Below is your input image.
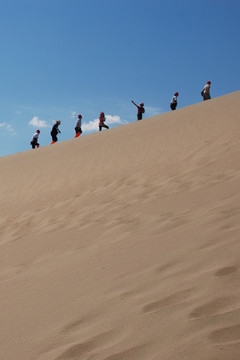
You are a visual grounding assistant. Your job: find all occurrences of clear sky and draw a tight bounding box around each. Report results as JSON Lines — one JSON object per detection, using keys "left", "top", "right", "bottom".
{"left": 0, "top": 0, "right": 239, "bottom": 156}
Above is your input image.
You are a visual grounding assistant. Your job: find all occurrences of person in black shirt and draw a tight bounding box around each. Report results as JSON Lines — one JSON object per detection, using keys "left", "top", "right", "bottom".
{"left": 51, "top": 120, "right": 61, "bottom": 144}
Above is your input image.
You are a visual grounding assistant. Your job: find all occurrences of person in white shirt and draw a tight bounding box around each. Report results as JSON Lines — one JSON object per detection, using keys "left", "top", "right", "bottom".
{"left": 75, "top": 114, "right": 82, "bottom": 135}
{"left": 170, "top": 92, "right": 179, "bottom": 110}
{"left": 31, "top": 129, "right": 40, "bottom": 149}
{"left": 202, "top": 81, "right": 211, "bottom": 101}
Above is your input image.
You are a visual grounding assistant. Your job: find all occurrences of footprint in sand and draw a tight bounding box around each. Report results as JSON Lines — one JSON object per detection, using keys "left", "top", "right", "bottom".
{"left": 142, "top": 288, "right": 193, "bottom": 313}
{"left": 55, "top": 341, "right": 93, "bottom": 360}
{"left": 209, "top": 324, "right": 240, "bottom": 345}
{"left": 43, "top": 330, "right": 115, "bottom": 360}
{"left": 53, "top": 337, "right": 148, "bottom": 360}
{"left": 214, "top": 265, "right": 238, "bottom": 277}
{"left": 100, "top": 344, "right": 149, "bottom": 360}
{"left": 189, "top": 297, "right": 239, "bottom": 319}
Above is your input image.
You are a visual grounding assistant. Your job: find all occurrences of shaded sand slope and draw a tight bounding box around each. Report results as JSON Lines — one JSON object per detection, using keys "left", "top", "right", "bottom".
{"left": 0, "top": 91, "right": 240, "bottom": 360}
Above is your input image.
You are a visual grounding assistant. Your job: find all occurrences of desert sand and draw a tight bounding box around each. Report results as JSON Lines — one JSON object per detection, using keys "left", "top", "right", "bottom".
{"left": 0, "top": 91, "right": 240, "bottom": 360}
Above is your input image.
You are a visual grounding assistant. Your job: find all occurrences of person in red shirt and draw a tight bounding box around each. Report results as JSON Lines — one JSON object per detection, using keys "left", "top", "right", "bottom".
{"left": 131, "top": 100, "right": 145, "bottom": 120}
{"left": 99, "top": 112, "right": 109, "bottom": 131}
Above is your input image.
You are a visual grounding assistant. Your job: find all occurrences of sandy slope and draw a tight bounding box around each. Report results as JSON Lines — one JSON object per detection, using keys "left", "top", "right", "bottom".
{"left": 0, "top": 91, "right": 240, "bottom": 360}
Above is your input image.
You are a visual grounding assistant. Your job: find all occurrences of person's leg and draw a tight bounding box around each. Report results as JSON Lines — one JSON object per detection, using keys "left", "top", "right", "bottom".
{"left": 99, "top": 125, "right": 102, "bottom": 131}
{"left": 52, "top": 134, "right": 58, "bottom": 142}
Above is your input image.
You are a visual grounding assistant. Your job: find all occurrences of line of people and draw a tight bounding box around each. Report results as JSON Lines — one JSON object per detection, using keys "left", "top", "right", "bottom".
{"left": 170, "top": 80, "right": 212, "bottom": 111}
{"left": 30, "top": 111, "right": 110, "bottom": 149}
{"left": 31, "top": 81, "right": 212, "bottom": 149}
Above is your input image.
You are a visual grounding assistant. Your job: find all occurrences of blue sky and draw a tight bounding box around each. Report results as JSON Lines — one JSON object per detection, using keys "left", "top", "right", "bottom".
{"left": 0, "top": 0, "right": 239, "bottom": 156}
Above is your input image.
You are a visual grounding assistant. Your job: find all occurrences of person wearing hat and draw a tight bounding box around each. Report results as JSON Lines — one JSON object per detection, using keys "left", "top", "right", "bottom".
{"left": 75, "top": 114, "right": 82, "bottom": 137}
{"left": 131, "top": 100, "right": 145, "bottom": 120}
{"left": 99, "top": 112, "right": 109, "bottom": 131}
{"left": 170, "top": 92, "right": 179, "bottom": 110}
{"left": 51, "top": 120, "right": 61, "bottom": 144}
{"left": 31, "top": 129, "right": 40, "bottom": 149}
{"left": 202, "top": 81, "right": 211, "bottom": 101}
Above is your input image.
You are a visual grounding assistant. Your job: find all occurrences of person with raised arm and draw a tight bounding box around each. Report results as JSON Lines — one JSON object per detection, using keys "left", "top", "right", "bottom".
{"left": 131, "top": 100, "right": 145, "bottom": 120}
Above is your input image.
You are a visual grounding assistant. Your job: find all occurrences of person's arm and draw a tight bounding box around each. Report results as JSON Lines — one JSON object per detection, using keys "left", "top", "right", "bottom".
{"left": 131, "top": 100, "right": 138, "bottom": 107}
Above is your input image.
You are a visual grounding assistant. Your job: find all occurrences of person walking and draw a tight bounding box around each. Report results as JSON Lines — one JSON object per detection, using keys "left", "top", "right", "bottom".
{"left": 99, "top": 112, "right": 109, "bottom": 131}
{"left": 75, "top": 114, "right": 82, "bottom": 137}
{"left": 131, "top": 100, "right": 145, "bottom": 120}
{"left": 31, "top": 129, "right": 40, "bottom": 149}
{"left": 170, "top": 92, "right": 179, "bottom": 110}
{"left": 51, "top": 120, "right": 61, "bottom": 144}
{"left": 201, "top": 81, "right": 211, "bottom": 101}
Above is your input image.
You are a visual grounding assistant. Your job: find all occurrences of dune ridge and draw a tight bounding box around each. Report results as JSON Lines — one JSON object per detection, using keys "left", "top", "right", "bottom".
{"left": 0, "top": 91, "right": 240, "bottom": 360}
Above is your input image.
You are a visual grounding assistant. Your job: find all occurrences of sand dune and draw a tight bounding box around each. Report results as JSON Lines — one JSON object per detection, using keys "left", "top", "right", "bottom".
{"left": 0, "top": 91, "right": 240, "bottom": 360}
